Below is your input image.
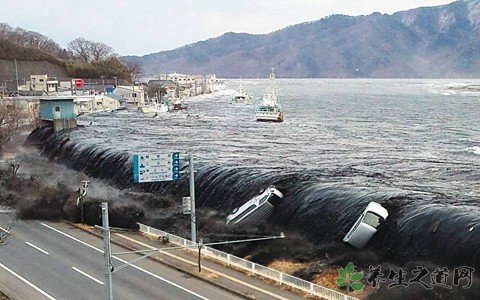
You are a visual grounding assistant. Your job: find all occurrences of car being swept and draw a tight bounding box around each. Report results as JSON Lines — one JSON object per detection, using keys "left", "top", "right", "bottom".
{"left": 226, "top": 186, "right": 284, "bottom": 226}
{"left": 343, "top": 201, "right": 389, "bottom": 249}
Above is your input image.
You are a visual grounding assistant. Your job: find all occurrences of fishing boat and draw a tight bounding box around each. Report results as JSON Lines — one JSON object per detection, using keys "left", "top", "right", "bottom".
{"left": 169, "top": 98, "right": 188, "bottom": 111}
{"left": 138, "top": 96, "right": 168, "bottom": 116}
{"left": 138, "top": 103, "right": 168, "bottom": 117}
{"left": 255, "top": 68, "right": 284, "bottom": 122}
{"left": 233, "top": 84, "right": 252, "bottom": 104}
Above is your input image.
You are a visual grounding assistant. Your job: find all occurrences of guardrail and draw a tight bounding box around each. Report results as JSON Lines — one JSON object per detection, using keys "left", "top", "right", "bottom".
{"left": 138, "top": 223, "right": 358, "bottom": 300}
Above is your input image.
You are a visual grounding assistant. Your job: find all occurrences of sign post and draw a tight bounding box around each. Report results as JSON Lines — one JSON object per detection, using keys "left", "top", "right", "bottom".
{"left": 101, "top": 202, "right": 113, "bottom": 300}
{"left": 188, "top": 153, "right": 196, "bottom": 243}
{"left": 133, "top": 152, "right": 180, "bottom": 183}
{"left": 132, "top": 151, "right": 197, "bottom": 243}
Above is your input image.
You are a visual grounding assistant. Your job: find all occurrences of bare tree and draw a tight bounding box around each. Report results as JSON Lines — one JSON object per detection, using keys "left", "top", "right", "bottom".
{"left": 10, "top": 27, "right": 28, "bottom": 46}
{"left": 126, "top": 61, "right": 143, "bottom": 80}
{"left": 28, "top": 32, "right": 63, "bottom": 54}
{"left": 0, "top": 101, "right": 25, "bottom": 152}
{"left": 0, "top": 24, "right": 63, "bottom": 55}
{"left": 90, "top": 42, "right": 113, "bottom": 61}
{"left": 68, "top": 38, "right": 93, "bottom": 62}
{"left": 0, "top": 23, "right": 12, "bottom": 39}
{"left": 146, "top": 83, "right": 167, "bottom": 98}
{"left": 27, "top": 101, "right": 40, "bottom": 129}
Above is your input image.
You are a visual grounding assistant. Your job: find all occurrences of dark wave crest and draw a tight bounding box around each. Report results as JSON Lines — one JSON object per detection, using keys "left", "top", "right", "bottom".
{"left": 27, "top": 127, "right": 480, "bottom": 270}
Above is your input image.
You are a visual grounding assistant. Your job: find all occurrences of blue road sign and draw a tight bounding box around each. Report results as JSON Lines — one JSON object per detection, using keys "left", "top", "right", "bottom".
{"left": 133, "top": 152, "right": 181, "bottom": 183}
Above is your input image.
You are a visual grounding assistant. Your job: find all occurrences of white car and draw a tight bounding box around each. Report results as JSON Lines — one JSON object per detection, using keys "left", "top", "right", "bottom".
{"left": 226, "top": 186, "right": 284, "bottom": 225}
{"left": 343, "top": 202, "right": 389, "bottom": 249}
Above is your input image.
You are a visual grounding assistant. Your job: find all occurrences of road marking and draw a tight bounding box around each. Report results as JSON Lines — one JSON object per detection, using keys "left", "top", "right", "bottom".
{"left": 40, "top": 222, "right": 210, "bottom": 300}
{"left": 0, "top": 261, "right": 56, "bottom": 300}
{"left": 25, "top": 242, "right": 50, "bottom": 255}
{"left": 72, "top": 267, "right": 104, "bottom": 285}
{"left": 114, "top": 233, "right": 158, "bottom": 249}
{"left": 115, "top": 233, "right": 290, "bottom": 300}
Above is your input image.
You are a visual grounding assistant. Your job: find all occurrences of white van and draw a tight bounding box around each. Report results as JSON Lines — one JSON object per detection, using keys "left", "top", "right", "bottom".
{"left": 226, "top": 186, "right": 284, "bottom": 225}
{"left": 343, "top": 202, "right": 389, "bottom": 249}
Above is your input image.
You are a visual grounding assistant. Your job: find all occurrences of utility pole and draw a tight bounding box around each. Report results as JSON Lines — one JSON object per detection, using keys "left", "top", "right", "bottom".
{"left": 76, "top": 181, "right": 89, "bottom": 224}
{"left": 101, "top": 202, "right": 113, "bottom": 300}
{"left": 14, "top": 59, "right": 19, "bottom": 96}
{"left": 197, "top": 239, "right": 203, "bottom": 272}
{"left": 132, "top": 75, "right": 135, "bottom": 107}
{"left": 188, "top": 153, "right": 196, "bottom": 243}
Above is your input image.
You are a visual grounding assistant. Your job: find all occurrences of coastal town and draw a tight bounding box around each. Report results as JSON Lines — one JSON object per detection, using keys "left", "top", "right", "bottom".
{"left": 1, "top": 1, "right": 480, "bottom": 300}
{"left": 0, "top": 72, "right": 225, "bottom": 117}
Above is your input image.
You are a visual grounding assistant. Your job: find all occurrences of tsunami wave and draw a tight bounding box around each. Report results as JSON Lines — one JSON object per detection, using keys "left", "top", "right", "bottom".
{"left": 27, "top": 127, "right": 480, "bottom": 271}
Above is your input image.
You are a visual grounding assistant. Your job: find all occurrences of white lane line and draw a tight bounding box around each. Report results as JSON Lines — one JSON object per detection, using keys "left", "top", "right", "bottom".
{"left": 0, "top": 226, "right": 11, "bottom": 234}
{"left": 0, "top": 261, "right": 56, "bottom": 300}
{"left": 25, "top": 242, "right": 50, "bottom": 255}
{"left": 40, "top": 222, "right": 209, "bottom": 300}
{"left": 116, "top": 233, "right": 290, "bottom": 300}
{"left": 72, "top": 267, "right": 104, "bottom": 285}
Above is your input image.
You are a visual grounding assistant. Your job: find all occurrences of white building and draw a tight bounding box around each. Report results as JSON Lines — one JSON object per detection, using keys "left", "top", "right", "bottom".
{"left": 159, "top": 72, "right": 196, "bottom": 85}
{"left": 113, "top": 85, "right": 146, "bottom": 106}
{"left": 29, "top": 75, "right": 59, "bottom": 93}
{"left": 30, "top": 74, "right": 48, "bottom": 91}
{"left": 74, "top": 95, "right": 123, "bottom": 115}
{"left": 46, "top": 78, "right": 59, "bottom": 93}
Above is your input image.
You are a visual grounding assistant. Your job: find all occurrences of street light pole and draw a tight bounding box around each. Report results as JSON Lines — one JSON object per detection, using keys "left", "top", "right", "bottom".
{"left": 101, "top": 202, "right": 113, "bottom": 300}
{"left": 132, "top": 74, "right": 136, "bottom": 107}
{"left": 76, "top": 181, "right": 89, "bottom": 224}
{"left": 188, "top": 153, "right": 196, "bottom": 243}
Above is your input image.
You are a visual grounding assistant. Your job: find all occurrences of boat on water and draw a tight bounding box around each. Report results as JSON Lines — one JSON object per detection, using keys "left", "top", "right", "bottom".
{"left": 169, "top": 98, "right": 188, "bottom": 111}
{"left": 233, "top": 84, "right": 252, "bottom": 104}
{"left": 138, "top": 96, "right": 169, "bottom": 116}
{"left": 226, "top": 186, "right": 284, "bottom": 226}
{"left": 255, "top": 68, "right": 284, "bottom": 122}
{"left": 138, "top": 102, "right": 168, "bottom": 116}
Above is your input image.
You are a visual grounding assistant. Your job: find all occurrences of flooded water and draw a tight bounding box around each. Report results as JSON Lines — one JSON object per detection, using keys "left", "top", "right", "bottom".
{"left": 32, "top": 79, "right": 480, "bottom": 270}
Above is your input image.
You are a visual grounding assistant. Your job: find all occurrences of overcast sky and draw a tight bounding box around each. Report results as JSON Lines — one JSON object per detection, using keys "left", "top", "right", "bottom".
{"left": 0, "top": 0, "right": 455, "bottom": 56}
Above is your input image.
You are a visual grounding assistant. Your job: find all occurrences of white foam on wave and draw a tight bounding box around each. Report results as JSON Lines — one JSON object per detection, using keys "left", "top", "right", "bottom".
{"left": 0, "top": 206, "right": 15, "bottom": 214}
{"left": 466, "top": 146, "right": 480, "bottom": 155}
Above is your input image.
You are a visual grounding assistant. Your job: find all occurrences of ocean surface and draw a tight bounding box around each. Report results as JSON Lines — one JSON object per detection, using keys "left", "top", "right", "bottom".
{"left": 34, "top": 79, "right": 480, "bottom": 269}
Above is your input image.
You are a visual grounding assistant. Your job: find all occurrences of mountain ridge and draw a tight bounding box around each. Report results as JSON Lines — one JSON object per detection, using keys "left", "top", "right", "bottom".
{"left": 125, "top": 0, "right": 480, "bottom": 78}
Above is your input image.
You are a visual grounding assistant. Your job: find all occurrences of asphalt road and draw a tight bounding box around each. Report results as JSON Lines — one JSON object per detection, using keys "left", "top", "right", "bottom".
{"left": 0, "top": 214, "right": 243, "bottom": 300}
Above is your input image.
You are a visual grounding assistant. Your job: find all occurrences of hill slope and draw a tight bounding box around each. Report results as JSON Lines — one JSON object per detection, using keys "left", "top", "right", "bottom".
{"left": 125, "top": 0, "right": 480, "bottom": 78}
{"left": 0, "top": 26, "right": 131, "bottom": 81}
{"left": 0, "top": 39, "right": 68, "bottom": 80}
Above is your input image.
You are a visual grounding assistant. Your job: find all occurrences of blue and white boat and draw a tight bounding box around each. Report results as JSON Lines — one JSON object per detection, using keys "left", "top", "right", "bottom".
{"left": 255, "top": 68, "right": 284, "bottom": 122}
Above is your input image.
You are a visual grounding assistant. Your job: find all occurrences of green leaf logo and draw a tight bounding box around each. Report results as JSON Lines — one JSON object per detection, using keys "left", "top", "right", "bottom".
{"left": 336, "top": 277, "right": 346, "bottom": 287}
{"left": 335, "top": 262, "right": 364, "bottom": 292}
{"left": 346, "top": 262, "right": 354, "bottom": 273}
{"left": 351, "top": 282, "right": 365, "bottom": 291}
{"left": 339, "top": 268, "right": 347, "bottom": 280}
